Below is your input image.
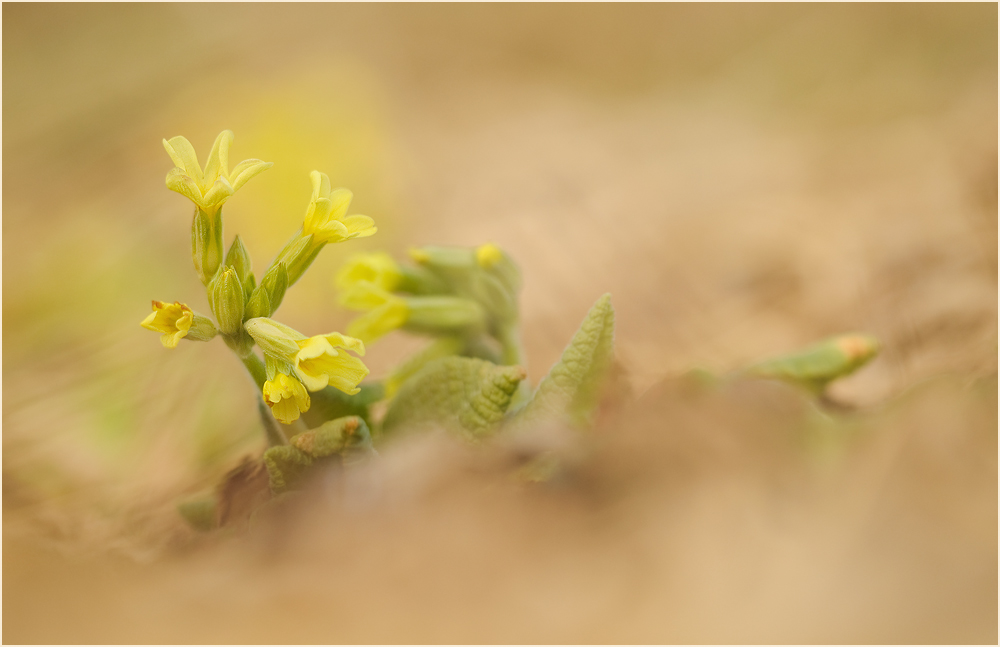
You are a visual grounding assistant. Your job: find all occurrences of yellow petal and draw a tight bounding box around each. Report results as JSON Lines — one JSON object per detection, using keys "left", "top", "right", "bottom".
{"left": 163, "top": 136, "right": 204, "bottom": 184}
{"left": 229, "top": 159, "right": 273, "bottom": 191}
{"left": 346, "top": 300, "right": 408, "bottom": 343}
{"left": 339, "top": 281, "right": 391, "bottom": 310}
{"left": 327, "top": 188, "right": 353, "bottom": 220}
{"left": 323, "top": 353, "right": 369, "bottom": 395}
{"left": 310, "top": 170, "right": 331, "bottom": 201}
{"left": 322, "top": 332, "right": 366, "bottom": 356}
{"left": 203, "top": 130, "right": 234, "bottom": 186}
{"left": 269, "top": 396, "right": 301, "bottom": 424}
{"left": 310, "top": 219, "right": 351, "bottom": 244}
{"left": 340, "top": 215, "right": 377, "bottom": 239}
{"left": 200, "top": 177, "right": 235, "bottom": 210}
{"left": 165, "top": 168, "right": 204, "bottom": 204}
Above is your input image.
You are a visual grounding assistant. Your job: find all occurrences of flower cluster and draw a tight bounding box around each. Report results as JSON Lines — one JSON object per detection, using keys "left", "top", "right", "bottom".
{"left": 143, "top": 130, "right": 376, "bottom": 426}
{"left": 334, "top": 243, "right": 524, "bottom": 395}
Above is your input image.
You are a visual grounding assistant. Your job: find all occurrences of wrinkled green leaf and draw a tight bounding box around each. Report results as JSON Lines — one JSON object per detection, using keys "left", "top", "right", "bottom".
{"left": 263, "top": 417, "right": 373, "bottom": 493}
{"left": 513, "top": 293, "right": 615, "bottom": 428}
{"left": 381, "top": 357, "right": 526, "bottom": 440}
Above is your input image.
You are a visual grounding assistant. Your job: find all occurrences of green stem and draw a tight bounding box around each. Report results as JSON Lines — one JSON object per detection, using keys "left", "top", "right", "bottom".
{"left": 240, "top": 352, "right": 287, "bottom": 447}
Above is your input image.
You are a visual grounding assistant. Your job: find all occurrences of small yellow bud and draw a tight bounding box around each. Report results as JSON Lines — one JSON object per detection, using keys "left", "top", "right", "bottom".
{"left": 475, "top": 243, "right": 504, "bottom": 268}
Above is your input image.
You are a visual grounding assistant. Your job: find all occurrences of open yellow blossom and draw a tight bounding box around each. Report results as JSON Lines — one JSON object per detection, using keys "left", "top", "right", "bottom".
{"left": 341, "top": 281, "right": 409, "bottom": 343}
{"left": 141, "top": 301, "right": 194, "bottom": 348}
{"left": 335, "top": 252, "right": 401, "bottom": 293}
{"left": 262, "top": 372, "right": 311, "bottom": 424}
{"left": 302, "top": 171, "right": 377, "bottom": 244}
{"left": 293, "top": 333, "right": 370, "bottom": 394}
{"left": 141, "top": 300, "right": 217, "bottom": 348}
{"left": 163, "top": 130, "right": 272, "bottom": 214}
{"left": 244, "top": 317, "right": 371, "bottom": 395}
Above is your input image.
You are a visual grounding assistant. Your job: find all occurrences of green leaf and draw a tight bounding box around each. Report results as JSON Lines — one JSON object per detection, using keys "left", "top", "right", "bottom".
{"left": 381, "top": 357, "right": 526, "bottom": 440}
{"left": 263, "top": 417, "right": 374, "bottom": 494}
{"left": 262, "top": 445, "right": 314, "bottom": 494}
{"left": 290, "top": 416, "right": 373, "bottom": 461}
{"left": 513, "top": 293, "right": 615, "bottom": 428}
{"left": 744, "top": 333, "right": 880, "bottom": 394}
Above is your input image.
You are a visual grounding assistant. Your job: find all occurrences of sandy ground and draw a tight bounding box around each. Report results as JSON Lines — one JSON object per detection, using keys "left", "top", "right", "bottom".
{"left": 3, "top": 4, "right": 997, "bottom": 643}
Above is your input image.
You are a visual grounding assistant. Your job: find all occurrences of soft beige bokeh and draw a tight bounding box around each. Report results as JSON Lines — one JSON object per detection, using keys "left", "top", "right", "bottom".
{"left": 3, "top": 4, "right": 996, "bottom": 643}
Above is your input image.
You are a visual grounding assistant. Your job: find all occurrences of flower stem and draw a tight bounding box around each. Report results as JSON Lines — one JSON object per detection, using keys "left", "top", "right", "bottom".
{"left": 240, "top": 352, "right": 288, "bottom": 447}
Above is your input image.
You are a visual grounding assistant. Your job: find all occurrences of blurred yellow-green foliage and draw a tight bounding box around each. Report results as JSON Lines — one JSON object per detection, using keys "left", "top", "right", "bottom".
{"left": 3, "top": 4, "right": 997, "bottom": 643}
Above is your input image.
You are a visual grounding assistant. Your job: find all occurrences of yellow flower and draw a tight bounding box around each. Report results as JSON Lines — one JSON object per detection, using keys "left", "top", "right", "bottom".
{"left": 293, "top": 333, "right": 370, "bottom": 394}
{"left": 141, "top": 300, "right": 194, "bottom": 348}
{"left": 302, "top": 171, "right": 377, "bottom": 244}
{"left": 341, "top": 281, "right": 409, "bottom": 343}
{"left": 163, "top": 130, "right": 272, "bottom": 213}
{"left": 244, "top": 317, "right": 371, "bottom": 395}
{"left": 335, "top": 252, "right": 401, "bottom": 293}
{"left": 262, "top": 372, "right": 311, "bottom": 424}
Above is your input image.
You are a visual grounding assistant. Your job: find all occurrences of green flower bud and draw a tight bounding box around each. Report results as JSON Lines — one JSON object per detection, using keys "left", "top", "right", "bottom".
{"left": 244, "top": 317, "right": 306, "bottom": 360}
{"left": 211, "top": 266, "right": 245, "bottom": 335}
{"left": 191, "top": 207, "right": 224, "bottom": 285}
{"left": 225, "top": 235, "right": 253, "bottom": 286}
{"left": 260, "top": 262, "right": 289, "bottom": 314}
{"left": 245, "top": 285, "right": 271, "bottom": 320}
{"left": 404, "top": 296, "right": 486, "bottom": 337}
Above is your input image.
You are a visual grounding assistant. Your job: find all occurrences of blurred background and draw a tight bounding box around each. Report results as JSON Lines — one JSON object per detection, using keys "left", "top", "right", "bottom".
{"left": 3, "top": 4, "right": 996, "bottom": 643}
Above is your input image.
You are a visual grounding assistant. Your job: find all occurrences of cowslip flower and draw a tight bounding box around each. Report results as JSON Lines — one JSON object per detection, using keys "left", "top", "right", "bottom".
{"left": 163, "top": 130, "right": 272, "bottom": 214}
{"left": 262, "top": 371, "right": 311, "bottom": 424}
{"left": 140, "top": 301, "right": 217, "bottom": 348}
{"left": 302, "top": 171, "right": 377, "bottom": 244}
{"left": 340, "top": 281, "right": 409, "bottom": 343}
{"left": 335, "top": 252, "right": 401, "bottom": 293}
{"left": 244, "top": 318, "right": 370, "bottom": 395}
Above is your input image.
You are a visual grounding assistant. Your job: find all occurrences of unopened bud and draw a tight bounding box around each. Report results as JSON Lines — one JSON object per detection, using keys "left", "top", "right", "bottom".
{"left": 211, "top": 266, "right": 245, "bottom": 335}
{"left": 260, "top": 262, "right": 289, "bottom": 314}
{"left": 245, "top": 285, "right": 271, "bottom": 320}
{"left": 225, "top": 235, "right": 253, "bottom": 286}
